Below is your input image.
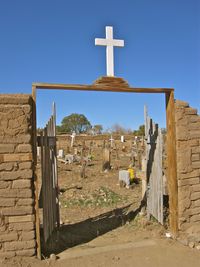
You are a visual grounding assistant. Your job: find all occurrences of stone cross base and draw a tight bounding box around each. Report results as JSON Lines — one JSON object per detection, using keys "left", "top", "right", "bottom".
{"left": 93, "top": 76, "right": 129, "bottom": 88}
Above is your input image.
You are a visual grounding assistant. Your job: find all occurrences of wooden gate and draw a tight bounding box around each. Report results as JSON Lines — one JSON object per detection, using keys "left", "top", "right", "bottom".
{"left": 38, "top": 103, "right": 60, "bottom": 250}
{"left": 144, "top": 106, "right": 164, "bottom": 224}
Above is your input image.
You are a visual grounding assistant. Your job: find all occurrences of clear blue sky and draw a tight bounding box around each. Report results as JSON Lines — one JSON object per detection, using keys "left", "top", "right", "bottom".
{"left": 0, "top": 0, "right": 199, "bottom": 131}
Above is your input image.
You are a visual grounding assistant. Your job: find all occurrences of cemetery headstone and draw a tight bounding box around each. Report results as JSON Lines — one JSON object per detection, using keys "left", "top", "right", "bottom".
{"left": 119, "top": 170, "right": 130, "bottom": 188}
{"left": 81, "top": 140, "right": 86, "bottom": 158}
{"left": 64, "top": 154, "right": 74, "bottom": 164}
{"left": 114, "top": 143, "right": 119, "bottom": 159}
{"left": 70, "top": 131, "right": 76, "bottom": 147}
{"left": 89, "top": 141, "right": 93, "bottom": 154}
{"left": 58, "top": 149, "right": 64, "bottom": 158}
{"left": 102, "top": 147, "right": 111, "bottom": 171}
{"left": 109, "top": 135, "right": 114, "bottom": 148}
{"left": 80, "top": 159, "right": 87, "bottom": 178}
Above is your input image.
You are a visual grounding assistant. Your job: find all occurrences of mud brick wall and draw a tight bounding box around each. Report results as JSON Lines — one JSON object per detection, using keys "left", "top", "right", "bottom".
{"left": 0, "top": 95, "right": 36, "bottom": 259}
{"left": 175, "top": 100, "right": 200, "bottom": 234}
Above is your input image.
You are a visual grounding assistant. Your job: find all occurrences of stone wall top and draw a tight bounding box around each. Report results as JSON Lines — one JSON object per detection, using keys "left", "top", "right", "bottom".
{"left": 0, "top": 94, "right": 32, "bottom": 105}
{"left": 175, "top": 100, "right": 189, "bottom": 108}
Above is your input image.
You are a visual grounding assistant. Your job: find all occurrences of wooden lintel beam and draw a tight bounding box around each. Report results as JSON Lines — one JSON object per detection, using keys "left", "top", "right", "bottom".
{"left": 32, "top": 82, "right": 174, "bottom": 94}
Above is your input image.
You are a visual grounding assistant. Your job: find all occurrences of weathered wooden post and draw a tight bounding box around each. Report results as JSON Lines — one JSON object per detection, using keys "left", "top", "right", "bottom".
{"left": 142, "top": 105, "right": 148, "bottom": 199}
{"left": 115, "top": 142, "right": 119, "bottom": 160}
{"left": 102, "top": 142, "right": 111, "bottom": 171}
{"left": 81, "top": 140, "right": 86, "bottom": 158}
{"left": 80, "top": 140, "right": 87, "bottom": 178}
{"left": 89, "top": 141, "right": 93, "bottom": 155}
{"left": 80, "top": 159, "right": 87, "bottom": 178}
{"left": 66, "top": 145, "right": 70, "bottom": 154}
{"left": 109, "top": 135, "right": 114, "bottom": 148}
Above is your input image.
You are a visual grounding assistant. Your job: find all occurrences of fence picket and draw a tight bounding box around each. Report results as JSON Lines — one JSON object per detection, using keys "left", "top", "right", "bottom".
{"left": 38, "top": 104, "right": 60, "bottom": 250}
{"left": 145, "top": 108, "right": 164, "bottom": 224}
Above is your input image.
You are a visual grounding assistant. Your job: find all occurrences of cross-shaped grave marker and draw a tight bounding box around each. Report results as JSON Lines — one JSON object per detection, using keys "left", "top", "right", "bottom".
{"left": 95, "top": 26, "right": 124, "bottom": 77}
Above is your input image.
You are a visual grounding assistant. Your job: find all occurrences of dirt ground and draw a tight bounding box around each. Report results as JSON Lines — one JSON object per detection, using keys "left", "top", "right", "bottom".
{"left": 58, "top": 140, "right": 142, "bottom": 225}
{"left": 2, "top": 218, "right": 200, "bottom": 267}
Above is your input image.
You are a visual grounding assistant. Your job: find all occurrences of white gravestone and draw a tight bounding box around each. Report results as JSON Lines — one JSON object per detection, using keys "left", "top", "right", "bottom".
{"left": 119, "top": 170, "right": 130, "bottom": 187}
{"left": 58, "top": 149, "right": 64, "bottom": 158}
{"left": 70, "top": 131, "right": 76, "bottom": 147}
{"left": 121, "top": 136, "right": 124, "bottom": 142}
{"left": 64, "top": 154, "right": 74, "bottom": 164}
{"left": 95, "top": 26, "right": 124, "bottom": 77}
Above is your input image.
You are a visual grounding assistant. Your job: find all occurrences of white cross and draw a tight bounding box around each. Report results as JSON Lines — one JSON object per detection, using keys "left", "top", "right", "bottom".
{"left": 95, "top": 26, "right": 124, "bottom": 77}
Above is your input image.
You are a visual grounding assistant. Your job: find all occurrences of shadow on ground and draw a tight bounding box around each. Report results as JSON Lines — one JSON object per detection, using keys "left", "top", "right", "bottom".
{"left": 41, "top": 200, "right": 144, "bottom": 256}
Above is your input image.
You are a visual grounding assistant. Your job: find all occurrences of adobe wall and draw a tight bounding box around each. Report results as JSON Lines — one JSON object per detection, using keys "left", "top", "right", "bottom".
{"left": 175, "top": 100, "right": 200, "bottom": 238}
{"left": 0, "top": 95, "right": 36, "bottom": 259}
